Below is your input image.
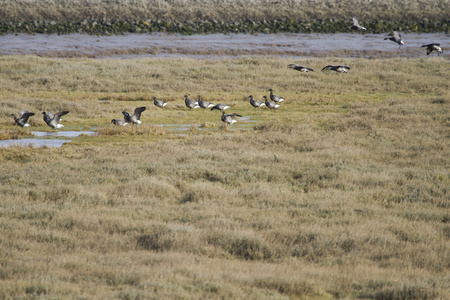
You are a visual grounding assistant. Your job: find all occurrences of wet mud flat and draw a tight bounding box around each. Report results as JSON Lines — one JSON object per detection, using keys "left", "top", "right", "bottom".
{"left": 1, "top": 32, "right": 448, "bottom": 59}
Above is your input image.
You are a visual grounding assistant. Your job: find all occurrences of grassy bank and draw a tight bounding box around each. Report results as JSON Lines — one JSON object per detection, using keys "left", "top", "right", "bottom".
{"left": 1, "top": 0, "right": 449, "bottom": 34}
{"left": 0, "top": 56, "right": 449, "bottom": 299}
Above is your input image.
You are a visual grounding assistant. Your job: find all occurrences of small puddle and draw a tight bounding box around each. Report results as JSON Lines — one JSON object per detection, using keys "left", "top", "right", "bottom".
{"left": 31, "top": 130, "right": 97, "bottom": 137}
{"left": 0, "top": 138, "right": 71, "bottom": 148}
{"left": 0, "top": 131, "right": 97, "bottom": 148}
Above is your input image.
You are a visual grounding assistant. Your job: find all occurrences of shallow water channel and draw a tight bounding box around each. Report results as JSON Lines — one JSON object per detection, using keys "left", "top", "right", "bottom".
{"left": 1, "top": 32, "right": 448, "bottom": 59}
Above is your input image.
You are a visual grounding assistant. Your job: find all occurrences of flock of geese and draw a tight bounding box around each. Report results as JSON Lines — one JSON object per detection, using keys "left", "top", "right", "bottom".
{"left": 9, "top": 16, "right": 444, "bottom": 130}
{"left": 287, "top": 17, "right": 443, "bottom": 74}
{"left": 109, "top": 88, "right": 288, "bottom": 126}
{"left": 10, "top": 88, "right": 287, "bottom": 129}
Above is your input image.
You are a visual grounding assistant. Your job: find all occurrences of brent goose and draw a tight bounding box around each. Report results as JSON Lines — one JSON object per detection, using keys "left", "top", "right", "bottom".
{"left": 211, "top": 103, "right": 230, "bottom": 112}
{"left": 111, "top": 119, "right": 128, "bottom": 126}
{"left": 348, "top": 16, "right": 366, "bottom": 32}
{"left": 421, "top": 43, "right": 443, "bottom": 56}
{"left": 384, "top": 31, "right": 404, "bottom": 48}
{"left": 321, "top": 65, "right": 350, "bottom": 73}
{"left": 153, "top": 96, "right": 167, "bottom": 108}
{"left": 11, "top": 111, "right": 35, "bottom": 127}
{"left": 263, "top": 96, "right": 280, "bottom": 110}
{"left": 42, "top": 111, "right": 69, "bottom": 129}
{"left": 198, "top": 95, "right": 214, "bottom": 109}
{"left": 268, "top": 89, "right": 284, "bottom": 102}
{"left": 184, "top": 95, "right": 200, "bottom": 109}
{"left": 288, "top": 64, "right": 314, "bottom": 72}
{"left": 249, "top": 95, "right": 265, "bottom": 108}
{"left": 221, "top": 111, "right": 242, "bottom": 125}
{"left": 122, "top": 107, "right": 146, "bottom": 125}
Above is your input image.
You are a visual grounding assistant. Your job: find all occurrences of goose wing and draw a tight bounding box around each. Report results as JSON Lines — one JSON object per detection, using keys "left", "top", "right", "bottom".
{"left": 393, "top": 31, "right": 401, "bottom": 40}
{"left": 133, "top": 107, "right": 146, "bottom": 119}
{"left": 122, "top": 111, "right": 132, "bottom": 122}
{"left": 288, "top": 63, "right": 302, "bottom": 70}
{"left": 227, "top": 113, "right": 242, "bottom": 118}
{"left": 322, "top": 65, "right": 335, "bottom": 71}
{"left": 19, "top": 111, "right": 35, "bottom": 122}
{"left": 352, "top": 16, "right": 361, "bottom": 27}
{"left": 53, "top": 111, "right": 69, "bottom": 123}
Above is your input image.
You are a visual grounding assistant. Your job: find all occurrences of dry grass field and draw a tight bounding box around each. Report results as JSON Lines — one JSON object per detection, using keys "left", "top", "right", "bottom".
{"left": 0, "top": 55, "right": 449, "bottom": 299}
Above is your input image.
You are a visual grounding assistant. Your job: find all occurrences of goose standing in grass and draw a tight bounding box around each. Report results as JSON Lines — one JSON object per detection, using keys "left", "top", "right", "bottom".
{"left": 421, "top": 43, "right": 443, "bottom": 56}
{"left": 211, "top": 103, "right": 230, "bottom": 112}
{"left": 11, "top": 111, "right": 35, "bottom": 127}
{"left": 122, "top": 107, "right": 146, "bottom": 125}
{"left": 198, "top": 95, "right": 214, "bottom": 109}
{"left": 42, "top": 111, "right": 69, "bottom": 129}
{"left": 263, "top": 96, "right": 280, "bottom": 110}
{"left": 249, "top": 95, "right": 265, "bottom": 108}
{"left": 268, "top": 89, "right": 284, "bottom": 103}
{"left": 321, "top": 65, "right": 350, "bottom": 73}
{"left": 221, "top": 111, "right": 242, "bottom": 125}
{"left": 288, "top": 64, "right": 314, "bottom": 72}
{"left": 348, "top": 16, "right": 366, "bottom": 32}
{"left": 111, "top": 119, "right": 128, "bottom": 126}
{"left": 184, "top": 95, "right": 200, "bottom": 109}
{"left": 384, "top": 31, "right": 404, "bottom": 48}
{"left": 153, "top": 96, "right": 167, "bottom": 108}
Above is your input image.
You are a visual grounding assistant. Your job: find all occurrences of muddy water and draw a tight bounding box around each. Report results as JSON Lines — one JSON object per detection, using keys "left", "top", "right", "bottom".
{"left": 0, "top": 33, "right": 448, "bottom": 59}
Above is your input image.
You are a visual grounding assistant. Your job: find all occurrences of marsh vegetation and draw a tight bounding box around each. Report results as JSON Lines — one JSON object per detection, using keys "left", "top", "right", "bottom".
{"left": 1, "top": 0, "right": 448, "bottom": 34}
{"left": 0, "top": 55, "right": 449, "bottom": 298}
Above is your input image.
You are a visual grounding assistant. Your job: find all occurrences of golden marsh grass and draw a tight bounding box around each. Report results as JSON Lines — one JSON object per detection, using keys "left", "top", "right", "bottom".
{"left": 0, "top": 55, "right": 449, "bottom": 299}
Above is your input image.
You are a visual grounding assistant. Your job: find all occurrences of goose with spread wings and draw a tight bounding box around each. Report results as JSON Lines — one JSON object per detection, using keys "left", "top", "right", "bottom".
{"left": 348, "top": 16, "right": 366, "bottom": 32}
{"left": 42, "top": 111, "right": 69, "bottom": 129}
{"left": 288, "top": 64, "right": 314, "bottom": 72}
{"left": 384, "top": 31, "right": 404, "bottom": 48}
{"left": 221, "top": 111, "right": 242, "bottom": 125}
{"left": 11, "top": 111, "right": 35, "bottom": 127}
{"left": 122, "top": 107, "right": 146, "bottom": 125}
{"left": 321, "top": 65, "right": 351, "bottom": 73}
{"left": 421, "top": 43, "right": 443, "bottom": 56}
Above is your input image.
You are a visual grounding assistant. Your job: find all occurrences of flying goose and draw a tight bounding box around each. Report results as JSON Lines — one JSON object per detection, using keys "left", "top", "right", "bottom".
{"left": 348, "top": 16, "right": 366, "bottom": 32}
{"left": 221, "top": 111, "right": 242, "bottom": 125}
{"left": 249, "top": 95, "right": 265, "bottom": 108}
{"left": 288, "top": 64, "right": 314, "bottom": 72}
{"left": 42, "top": 111, "right": 69, "bottom": 129}
{"left": 211, "top": 103, "right": 230, "bottom": 112}
{"left": 198, "top": 95, "right": 214, "bottom": 109}
{"left": 321, "top": 65, "right": 350, "bottom": 73}
{"left": 184, "top": 95, "right": 200, "bottom": 109}
{"left": 153, "top": 96, "right": 167, "bottom": 108}
{"left": 122, "top": 106, "right": 146, "bottom": 125}
{"left": 263, "top": 96, "right": 280, "bottom": 110}
{"left": 421, "top": 43, "right": 443, "bottom": 56}
{"left": 384, "top": 31, "right": 404, "bottom": 48}
{"left": 111, "top": 119, "right": 128, "bottom": 126}
{"left": 11, "top": 111, "right": 35, "bottom": 127}
{"left": 268, "top": 89, "right": 284, "bottom": 103}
